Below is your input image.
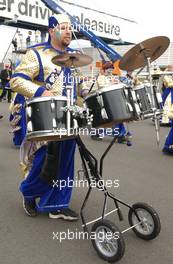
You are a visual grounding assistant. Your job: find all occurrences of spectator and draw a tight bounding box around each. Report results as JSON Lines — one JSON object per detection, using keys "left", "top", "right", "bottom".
{"left": 0, "top": 65, "right": 12, "bottom": 102}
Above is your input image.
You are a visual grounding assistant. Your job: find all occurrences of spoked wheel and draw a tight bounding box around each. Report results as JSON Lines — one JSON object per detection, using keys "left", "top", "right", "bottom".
{"left": 91, "top": 219, "right": 125, "bottom": 263}
{"left": 128, "top": 202, "right": 161, "bottom": 240}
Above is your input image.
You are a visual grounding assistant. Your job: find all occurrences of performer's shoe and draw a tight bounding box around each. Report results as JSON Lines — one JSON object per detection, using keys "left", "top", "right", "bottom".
{"left": 49, "top": 208, "right": 79, "bottom": 221}
{"left": 160, "top": 123, "right": 171, "bottom": 127}
{"left": 117, "top": 136, "right": 126, "bottom": 144}
{"left": 22, "top": 199, "right": 37, "bottom": 217}
{"left": 162, "top": 148, "right": 173, "bottom": 155}
{"left": 91, "top": 135, "right": 103, "bottom": 141}
{"left": 0, "top": 115, "right": 3, "bottom": 119}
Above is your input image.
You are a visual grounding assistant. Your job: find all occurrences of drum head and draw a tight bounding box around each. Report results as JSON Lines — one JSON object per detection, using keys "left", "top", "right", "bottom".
{"left": 85, "top": 83, "right": 125, "bottom": 101}
{"left": 26, "top": 95, "right": 68, "bottom": 105}
{"left": 27, "top": 132, "right": 77, "bottom": 142}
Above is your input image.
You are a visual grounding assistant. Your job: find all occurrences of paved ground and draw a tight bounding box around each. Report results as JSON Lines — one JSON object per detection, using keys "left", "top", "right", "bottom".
{"left": 0, "top": 101, "right": 173, "bottom": 264}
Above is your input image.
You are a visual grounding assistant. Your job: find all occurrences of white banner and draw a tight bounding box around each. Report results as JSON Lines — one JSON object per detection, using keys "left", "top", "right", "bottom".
{"left": 0, "top": 0, "right": 138, "bottom": 41}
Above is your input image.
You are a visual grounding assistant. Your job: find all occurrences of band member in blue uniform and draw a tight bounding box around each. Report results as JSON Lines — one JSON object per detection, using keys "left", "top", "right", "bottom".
{"left": 160, "top": 65, "right": 173, "bottom": 126}
{"left": 10, "top": 14, "right": 87, "bottom": 220}
{"left": 162, "top": 71, "right": 173, "bottom": 154}
{"left": 0, "top": 64, "right": 12, "bottom": 102}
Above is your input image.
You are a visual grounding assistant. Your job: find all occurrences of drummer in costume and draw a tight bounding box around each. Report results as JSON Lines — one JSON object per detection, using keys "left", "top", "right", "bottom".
{"left": 161, "top": 65, "right": 173, "bottom": 126}
{"left": 10, "top": 14, "right": 87, "bottom": 220}
{"left": 162, "top": 66, "right": 173, "bottom": 154}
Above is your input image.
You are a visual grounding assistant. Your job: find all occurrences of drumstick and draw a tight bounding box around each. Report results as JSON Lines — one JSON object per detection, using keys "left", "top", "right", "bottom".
{"left": 88, "top": 74, "right": 99, "bottom": 93}
{"left": 154, "top": 114, "right": 160, "bottom": 146}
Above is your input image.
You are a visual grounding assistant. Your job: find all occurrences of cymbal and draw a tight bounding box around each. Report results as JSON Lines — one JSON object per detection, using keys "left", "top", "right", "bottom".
{"left": 119, "top": 36, "right": 170, "bottom": 71}
{"left": 52, "top": 53, "right": 93, "bottom": 68}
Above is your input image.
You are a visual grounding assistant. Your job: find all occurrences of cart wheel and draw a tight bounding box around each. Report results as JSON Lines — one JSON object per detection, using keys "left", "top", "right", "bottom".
{"left": 91, "top": 219, "right": 125, "bottom": 263}
{"left": 128, "top": 202, "right": 161, "bottom": 240}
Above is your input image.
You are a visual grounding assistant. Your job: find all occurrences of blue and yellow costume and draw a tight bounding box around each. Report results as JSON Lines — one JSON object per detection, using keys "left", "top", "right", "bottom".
{"left": 9, "top": 93, "right": 26, "bottom": 147}
{"left": 161, "top": 76, "right": 172, "bottom": 126}
{"left": 90, "top": 71, "right": 129, "bottom": 142}
{"left": 10, "top": 16, "right": 86, "bottom": 212}
{"left": 162, "top": 75, "right": 173, "bottom": 154}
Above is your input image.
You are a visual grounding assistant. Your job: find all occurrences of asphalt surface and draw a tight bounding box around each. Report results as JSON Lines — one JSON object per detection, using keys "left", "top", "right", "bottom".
{"left": 0, "top": 101, "right": 173, "bottom": 264}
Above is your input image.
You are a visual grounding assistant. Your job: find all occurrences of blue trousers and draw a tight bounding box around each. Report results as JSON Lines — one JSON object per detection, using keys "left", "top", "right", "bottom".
{"left": 20, "top": 139, "right": 76, "bottom": 212}
{"left": 104, "top": 123, "right": 126, "bottom": 137}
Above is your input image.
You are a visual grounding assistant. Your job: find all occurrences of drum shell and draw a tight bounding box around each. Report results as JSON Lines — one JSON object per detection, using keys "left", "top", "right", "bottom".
{"left": 27, "top": 99, "right": 67, "bottom": 131}
{"left": 84, "top": 85, "right": 137, "bottom": 128}
{"left": 26, "top": 96, "right": 76, "bottom": 141}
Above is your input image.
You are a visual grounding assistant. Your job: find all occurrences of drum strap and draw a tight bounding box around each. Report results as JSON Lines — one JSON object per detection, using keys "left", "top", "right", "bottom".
{"left": 39, "top": 142, "right": 61, "bottom": 185}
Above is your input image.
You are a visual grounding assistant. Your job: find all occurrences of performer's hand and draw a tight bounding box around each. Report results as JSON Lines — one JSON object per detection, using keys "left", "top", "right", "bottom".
{"left": 81, "top": 89, "right": 89, "bottom": 98}
{"left": 42, "top": 90, "right": 54, "bottom": 97}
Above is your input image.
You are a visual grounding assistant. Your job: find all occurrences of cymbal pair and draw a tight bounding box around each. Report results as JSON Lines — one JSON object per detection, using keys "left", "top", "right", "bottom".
{"left": 52, "top": 36, "right": 170, "bottom": 72}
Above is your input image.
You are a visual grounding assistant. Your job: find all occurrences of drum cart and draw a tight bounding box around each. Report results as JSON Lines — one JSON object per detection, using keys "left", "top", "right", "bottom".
{"left": 76, "top": 135, "right": 161, "bottom": 262}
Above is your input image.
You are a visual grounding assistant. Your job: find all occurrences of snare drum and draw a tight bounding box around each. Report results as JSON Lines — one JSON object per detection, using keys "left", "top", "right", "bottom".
{"left": 26, "top": 96, "right": 78, "bottom": 141}
{"left": 84, "top": 84, "right": 139, "bottom": 128}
